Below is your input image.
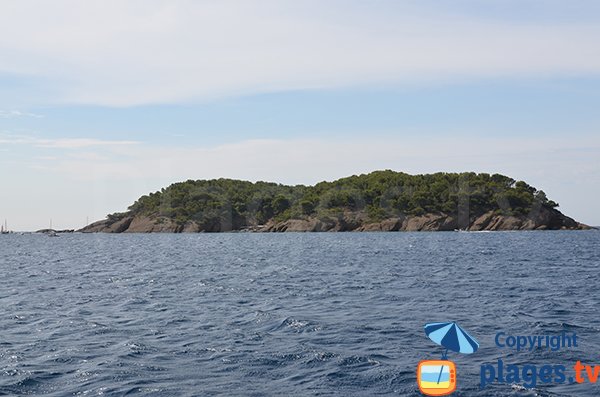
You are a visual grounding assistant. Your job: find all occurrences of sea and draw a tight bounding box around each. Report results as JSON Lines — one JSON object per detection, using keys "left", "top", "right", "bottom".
{"left": 0, "top": 231, "right": 599, "bottom": 396}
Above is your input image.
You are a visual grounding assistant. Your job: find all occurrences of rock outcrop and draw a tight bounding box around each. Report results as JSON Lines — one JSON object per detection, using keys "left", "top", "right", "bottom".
{"left": 80, "top": 206, "right": 591, "bottom": 233}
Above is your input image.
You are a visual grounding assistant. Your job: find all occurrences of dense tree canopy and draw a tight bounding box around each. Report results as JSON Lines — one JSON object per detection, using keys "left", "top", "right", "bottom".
{"left": 111, "top": 171, "right": 559, "bottom": 228}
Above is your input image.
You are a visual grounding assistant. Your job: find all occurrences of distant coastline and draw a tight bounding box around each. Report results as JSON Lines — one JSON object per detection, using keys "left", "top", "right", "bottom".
{"left": 80, "top": 170, "right": 591, "bottom": 233}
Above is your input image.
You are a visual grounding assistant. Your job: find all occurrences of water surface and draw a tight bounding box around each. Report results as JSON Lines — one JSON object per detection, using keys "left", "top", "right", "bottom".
{"left": 1, "top": 231, "right": 599, "bottom": 396}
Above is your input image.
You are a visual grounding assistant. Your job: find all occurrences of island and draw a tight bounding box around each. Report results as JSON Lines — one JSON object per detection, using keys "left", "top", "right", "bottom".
{"left": 80, "top": 170, "right": 591, "bottom": 233}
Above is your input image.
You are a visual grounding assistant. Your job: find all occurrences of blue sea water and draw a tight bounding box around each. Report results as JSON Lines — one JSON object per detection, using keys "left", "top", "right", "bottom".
{"left": 0, "top": 231, "right": 599, "bottom": 396}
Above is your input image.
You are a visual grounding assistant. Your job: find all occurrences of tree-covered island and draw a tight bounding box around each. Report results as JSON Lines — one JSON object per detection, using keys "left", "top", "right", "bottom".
{"left": 81, "top": 170, "right": 590, "bottom": 233}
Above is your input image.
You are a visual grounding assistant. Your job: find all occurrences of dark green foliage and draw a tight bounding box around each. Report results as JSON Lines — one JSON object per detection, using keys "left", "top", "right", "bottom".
{"left": 112, "top": 171, "right": 559, "bottom": 226}
{"left": 107, "top": 212, "right": 128, "bottom": 222}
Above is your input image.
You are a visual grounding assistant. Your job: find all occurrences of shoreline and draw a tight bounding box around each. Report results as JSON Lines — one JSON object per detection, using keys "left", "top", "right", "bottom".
{"left": 79, "top": 209, "right": 592, "bottom": 234}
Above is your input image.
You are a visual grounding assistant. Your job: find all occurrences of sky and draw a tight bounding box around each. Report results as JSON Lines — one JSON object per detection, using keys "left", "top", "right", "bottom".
{"left": 1, "top": 0, "right": 599, "bottom": 230}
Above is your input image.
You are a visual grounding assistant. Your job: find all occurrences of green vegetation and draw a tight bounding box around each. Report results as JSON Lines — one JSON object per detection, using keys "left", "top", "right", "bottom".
{"left": 116, "top": 170, "right": 559, "bottom": 228}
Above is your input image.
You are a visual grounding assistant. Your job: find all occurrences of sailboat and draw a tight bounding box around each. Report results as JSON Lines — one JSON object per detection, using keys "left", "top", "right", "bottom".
{"left": 47, "top": 219, "right": 59, "bottom": 237}
{"left": 1, "top": 219, "right": 9, "bottom": 234}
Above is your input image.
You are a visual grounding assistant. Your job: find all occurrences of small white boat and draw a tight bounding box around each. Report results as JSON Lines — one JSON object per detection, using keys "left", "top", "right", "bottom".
{"left": 1, "top": 219, "right": 9, "bottom": 234}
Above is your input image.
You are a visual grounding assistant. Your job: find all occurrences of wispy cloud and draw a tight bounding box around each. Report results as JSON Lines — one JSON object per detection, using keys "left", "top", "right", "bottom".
{"left": 0, "top": 110, "right": 44, "bottom": 119}
{"left": 36, "top": 138, "right": 138, "bottom": 149}
{"left": 37, "top": 135, "right": 599, "bottom": 184}
{"left": 37, "top": 136, "right": 598, "bottom": 225}
{"left": 0, "top": 1, "right": 599, "bottom": 107}
{"left": 3, "top": 135, "right": 599, "bottom": 230}
{"left": 0, "top": 134, "right": 138, "bottom": 148}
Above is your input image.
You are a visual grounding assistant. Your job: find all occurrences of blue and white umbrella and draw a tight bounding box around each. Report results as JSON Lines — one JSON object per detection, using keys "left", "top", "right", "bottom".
{"left": 424, "top": 322, "right": 479, "bottom": 357}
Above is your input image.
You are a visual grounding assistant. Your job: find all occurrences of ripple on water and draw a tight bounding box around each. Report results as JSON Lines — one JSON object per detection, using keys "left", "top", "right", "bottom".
{"left": 0, "top": 231, "right": 598, "bottom": 396}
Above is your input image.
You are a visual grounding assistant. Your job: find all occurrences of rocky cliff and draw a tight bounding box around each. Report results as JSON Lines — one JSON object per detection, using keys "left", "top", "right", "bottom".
{"left": 80, "top": 206, "right": 590, "bottom": 233}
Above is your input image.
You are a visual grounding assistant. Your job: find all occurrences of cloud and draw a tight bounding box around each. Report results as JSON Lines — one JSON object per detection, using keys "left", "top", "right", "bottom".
{"left": 36, "top": 135, "right": 599, "bottom": 184}
{"left": 16, "top": 135, "right": 593, "bottom": 225}
{"left": 0, "top": 134, "right": 138, "bottom": 148}
{"left": 0, "top": 1, "right": 599, "bottom": 106}
{"left": 4, "top": 135, "right": 599, "bottom": 229}
{"left": 35, "top": 138, "right": 138, "bottom": 149}
{"left": 0, "top": 110, "right": 43, "bottom": 118}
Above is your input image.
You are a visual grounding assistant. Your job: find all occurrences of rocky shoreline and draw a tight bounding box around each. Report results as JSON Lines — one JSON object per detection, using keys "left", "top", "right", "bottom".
{"left": 80, "top": 206, "right": 591, "bottom": 233}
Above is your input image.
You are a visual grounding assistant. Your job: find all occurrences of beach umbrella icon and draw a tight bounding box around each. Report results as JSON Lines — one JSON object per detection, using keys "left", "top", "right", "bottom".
{"left": 424, "top": 322, "right": 479, "bottom": 359}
